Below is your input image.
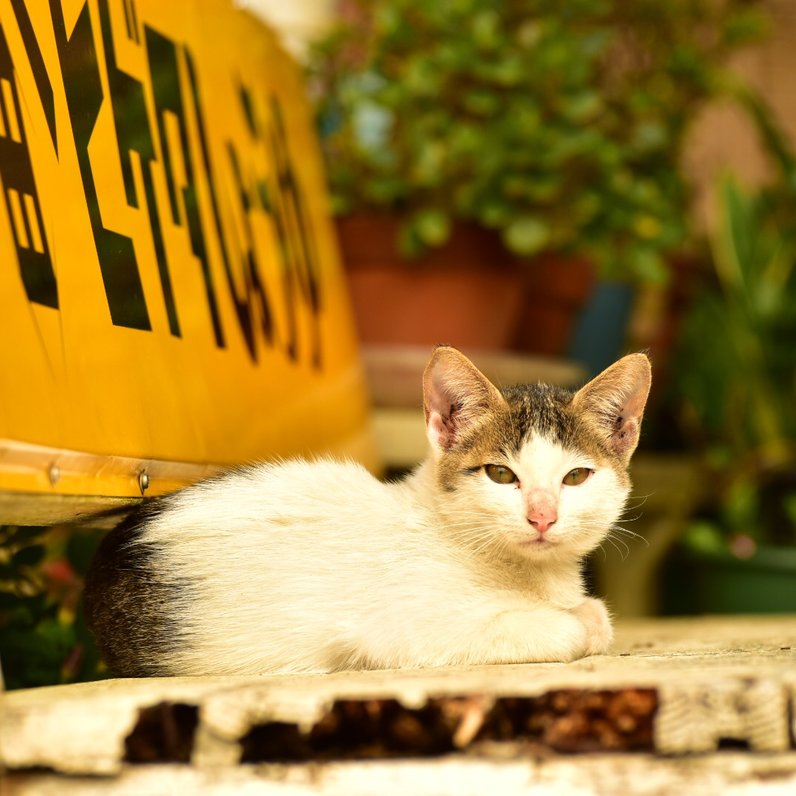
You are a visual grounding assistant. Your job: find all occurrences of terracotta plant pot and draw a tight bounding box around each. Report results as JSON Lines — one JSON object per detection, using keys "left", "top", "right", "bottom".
{"left": 512, "top": 254, "right": 596, "bottom": 358}
{"left": 336, "top": 215, "right": 525, "bottom": 350}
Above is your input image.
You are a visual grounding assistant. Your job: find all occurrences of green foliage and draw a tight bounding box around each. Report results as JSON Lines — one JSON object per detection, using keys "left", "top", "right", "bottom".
{"left": 0, "top": 525, "right": 107, "bottom": 690}
{"left": 679, "top": 180, "right": 796, "bottom": 463}
{"left": 676, "top": 100, "right": 796, "bottom": 552}
{"left": 308, "top": 0, "right": 765, "bottom": 280}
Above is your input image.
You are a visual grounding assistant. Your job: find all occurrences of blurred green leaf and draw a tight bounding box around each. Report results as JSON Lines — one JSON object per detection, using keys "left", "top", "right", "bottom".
{"left": 1, "top": 525, "right": 107, "bottom": 689}
{"left": 683, "top": 521, "right": 726, "bottom": 555}
{"left": 471, "top": 10, "right": 500, "bottom": 49}
{"left": 503, "top": 217, "right": 550, "bottom": 256}
{"left": 308, "top": 0, "right": 768, "bottom": 280}
{"left": 413, "top": 208, "right": 451, "bottom": 246}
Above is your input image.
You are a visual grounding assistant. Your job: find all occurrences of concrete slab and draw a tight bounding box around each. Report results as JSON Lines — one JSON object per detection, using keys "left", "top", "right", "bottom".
{"left": 1, "top": 616, "right": 795, "bottom": 791}
{"left": 6, "top": 754, "right": 796, "bottom": 796}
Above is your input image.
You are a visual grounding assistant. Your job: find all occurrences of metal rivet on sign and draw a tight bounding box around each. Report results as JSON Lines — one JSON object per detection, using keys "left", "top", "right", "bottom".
{"left": 138, "top": 471, "right": 150, "bottom": 494}
{"left": 48, "top": 463, "right": 60, "bottom": 486}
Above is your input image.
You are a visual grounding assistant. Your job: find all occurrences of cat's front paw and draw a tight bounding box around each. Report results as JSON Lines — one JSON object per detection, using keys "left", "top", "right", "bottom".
{"left": 573, "top": 598, "right": 613, "bottom": 656}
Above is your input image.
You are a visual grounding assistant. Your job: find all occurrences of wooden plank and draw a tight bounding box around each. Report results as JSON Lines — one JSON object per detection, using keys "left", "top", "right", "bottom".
{"left": 0, "top": 493, "right": 138, "bottom": 527}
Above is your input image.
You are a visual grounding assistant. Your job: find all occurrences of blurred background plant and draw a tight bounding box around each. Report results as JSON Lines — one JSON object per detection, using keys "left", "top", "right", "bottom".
{"left": 661, "top": 89, "right": 796, "bottom": 612}
{"left": 679, "top": 102, "right": 796, "bottom": 546}
{"left": 308, "top": 0, "right": 765, "bottom": 282}
{"left": 0, "top": 525, "right": 106, "bottom": 689}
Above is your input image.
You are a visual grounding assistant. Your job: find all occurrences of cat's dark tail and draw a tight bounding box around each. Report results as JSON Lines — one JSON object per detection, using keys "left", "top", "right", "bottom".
{"left": 83, "top": 500, "right": 185, "bottom": 677}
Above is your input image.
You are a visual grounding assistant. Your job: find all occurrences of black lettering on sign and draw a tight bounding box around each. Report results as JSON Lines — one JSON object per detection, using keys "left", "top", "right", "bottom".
{"left": 97, "top": 0, "right": 180, "bottom": 337}
{"left": 234, "top": 84, "right": 324, "bottom": 368}
{"left": 235, "top": 84, "right": 296, "bottom": 361}
{"left": 0, "top": 21, "right": 58, "bottom": 308}
{"left": 226, "top": 140, "right": 275, "bottom": 349}
{"left": 49, "top": 0, "right": 151, "bottom": 330}
{"left": 184, "top": 49, "right": 273, "bottom": 362}
{"left": 4, "top": 0, "right": 326, "bottom": 369}
{"left": 145, "top": 27, "right": 225, "bottom": 348}
{"left": 9, "top": 0, "right": 57, "bottom": 153}
{"left": 268, "top": 97, "right": 323, "bottom": 369}
{"left": 122, "top": 0, "right": 140, "bottom": 45}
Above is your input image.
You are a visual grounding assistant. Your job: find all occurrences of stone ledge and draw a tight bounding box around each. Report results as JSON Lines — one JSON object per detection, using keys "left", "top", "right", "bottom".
{"left": 1, "top": 616, "right": 794, "bottom": 784}
{"left": 7, "top": 753, "right": 796, "bottom": 796}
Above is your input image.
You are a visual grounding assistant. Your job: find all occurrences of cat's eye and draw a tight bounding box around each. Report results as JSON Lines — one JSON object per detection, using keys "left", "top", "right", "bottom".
{"left": 563, "top": 468, "right": 592, "bottom": 486}
{"left": 485, "top": 464, "right": 518, "bottom": 484}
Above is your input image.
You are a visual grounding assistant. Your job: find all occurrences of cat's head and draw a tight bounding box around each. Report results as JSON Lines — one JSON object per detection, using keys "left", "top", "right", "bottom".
{"left": 422, "top": 346, "right": 651, "bottom": 560}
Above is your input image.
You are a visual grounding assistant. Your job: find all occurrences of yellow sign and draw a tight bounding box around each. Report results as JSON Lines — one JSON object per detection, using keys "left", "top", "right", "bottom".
{"left": 0, "top": 0, "right": 376, "bottom": 520}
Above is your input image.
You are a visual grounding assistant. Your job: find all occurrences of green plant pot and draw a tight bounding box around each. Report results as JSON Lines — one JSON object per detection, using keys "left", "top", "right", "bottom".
{"left": 664, "top": 545, "right": 796, "bottom": 614}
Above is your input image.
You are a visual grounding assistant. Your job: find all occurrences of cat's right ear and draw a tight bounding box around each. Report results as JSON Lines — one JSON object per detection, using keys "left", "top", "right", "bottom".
{"left": 571, "top": 352, "right": 652, "bottom": 464}
{"left": 422, "top": 347, "right": 506, "bottom": 454}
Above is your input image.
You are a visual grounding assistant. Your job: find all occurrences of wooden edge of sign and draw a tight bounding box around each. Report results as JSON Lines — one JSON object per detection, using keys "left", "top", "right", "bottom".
{"left": 0, "top": 428, "right": 382, "bottom": 526}
{"left": 0, "top": 438, "right": 225, "bottom": 525}
{"left": 0, "top": 493, "right": 143, "bottom": 528}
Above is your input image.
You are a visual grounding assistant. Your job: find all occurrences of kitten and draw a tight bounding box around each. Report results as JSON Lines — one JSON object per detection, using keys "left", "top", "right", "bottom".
{"left": 84, "top": 346, "right": 651, "bottom": 677}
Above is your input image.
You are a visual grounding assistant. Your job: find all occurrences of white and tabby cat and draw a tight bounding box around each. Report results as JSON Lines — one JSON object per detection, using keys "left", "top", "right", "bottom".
{"left": 84, "top": 346, "right": 651, "bottom": 676}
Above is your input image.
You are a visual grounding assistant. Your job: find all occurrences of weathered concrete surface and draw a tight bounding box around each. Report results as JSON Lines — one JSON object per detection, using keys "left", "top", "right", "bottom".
{"left": 1, "top": 616, "right": 795, "bottom": 792}
{"left": 7, "top": 754, "right": 796, "bottom": 796}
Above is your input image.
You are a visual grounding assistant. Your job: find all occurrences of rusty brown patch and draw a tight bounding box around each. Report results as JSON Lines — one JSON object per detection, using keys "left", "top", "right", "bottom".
{"left": 239, "top": 689, "right": 658, "bottom": 762}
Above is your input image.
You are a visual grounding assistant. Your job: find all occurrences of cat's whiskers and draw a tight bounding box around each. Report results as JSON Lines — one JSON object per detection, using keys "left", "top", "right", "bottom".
{"left": 463, "top": 529, "right": 509, "bottom": 555}
{"left": 609, "top": 534, "right": 631, "bottom": 559}
{"left": 447, "top": 521, "right": 519, "bottom": 558}
{"left": 601, "top": 533, "right": 629, "bottom": 560}
{"left": 610, "top": 523, "right": 649, "bottom": 547}
{"left": 598, "top": 522, "right": 649, "bottom": 561}
{"left": 624, "top": 493, "right": 652, "bottom": 512}
{"left": 437, "top": 513, "right": 547, "bottom": 556}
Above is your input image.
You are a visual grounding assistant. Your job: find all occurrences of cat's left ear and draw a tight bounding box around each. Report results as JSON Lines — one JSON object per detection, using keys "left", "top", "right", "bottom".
{"left": 423, "top": 346, "right": 507, "bottom": 454}
{"left": 572, "top": 353, "right": 652, "bottom": 464}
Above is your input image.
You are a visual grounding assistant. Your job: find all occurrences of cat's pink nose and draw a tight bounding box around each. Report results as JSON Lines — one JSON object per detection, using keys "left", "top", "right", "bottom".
{"left": 527, "top": 513, "right": 557, "bottom": 534}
